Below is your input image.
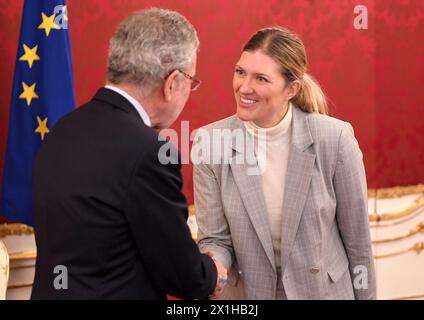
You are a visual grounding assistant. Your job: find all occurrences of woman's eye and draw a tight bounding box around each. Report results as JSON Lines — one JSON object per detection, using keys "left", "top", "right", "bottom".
{"left": 257, "top": 76, "right": 268, "bottom": 82}
{"left": 235, "top": 68, "right": 244, "bottom": 75}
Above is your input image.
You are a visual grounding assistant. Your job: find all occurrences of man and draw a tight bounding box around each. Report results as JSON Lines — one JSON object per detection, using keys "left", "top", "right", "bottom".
{"left": 31, "top": 8, "right": 226, "bottom": 299}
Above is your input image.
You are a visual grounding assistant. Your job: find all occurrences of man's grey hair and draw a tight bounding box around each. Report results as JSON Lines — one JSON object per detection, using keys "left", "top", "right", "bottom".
{"left": 107, "top": 8, "right": 199, "bottom": 89}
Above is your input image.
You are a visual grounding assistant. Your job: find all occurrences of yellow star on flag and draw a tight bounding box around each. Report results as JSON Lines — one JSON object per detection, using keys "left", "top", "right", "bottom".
{"left": 19, "top": 82, "right": 39, "bottom": 107}
{"left": 35, "top": 116, "right": 50, "bottom": 141}
{"left": 19, "top": 44, "right": 40, "bottom": 68}
{"left": 38, "top": 12, "right": 60, "bottom": 36}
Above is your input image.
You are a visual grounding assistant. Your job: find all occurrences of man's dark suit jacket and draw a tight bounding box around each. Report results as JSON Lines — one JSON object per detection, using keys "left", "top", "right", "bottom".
{"left": 31, "top": 88, "right": 217, "bottom": 299}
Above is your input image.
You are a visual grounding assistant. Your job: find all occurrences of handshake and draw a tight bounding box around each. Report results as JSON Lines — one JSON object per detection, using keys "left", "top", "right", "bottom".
{"left": 206, "top": 251, "right": 228, "bottom": 299}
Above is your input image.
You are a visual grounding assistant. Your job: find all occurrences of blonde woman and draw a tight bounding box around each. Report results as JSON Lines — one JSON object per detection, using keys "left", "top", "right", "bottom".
{"left": 193, "top": 27, "right": 376, "bottom": 299}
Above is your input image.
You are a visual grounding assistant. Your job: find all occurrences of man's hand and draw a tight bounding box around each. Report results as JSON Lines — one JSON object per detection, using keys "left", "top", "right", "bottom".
{"left": 206, "top": 251, "right": 227, "bottom": 299}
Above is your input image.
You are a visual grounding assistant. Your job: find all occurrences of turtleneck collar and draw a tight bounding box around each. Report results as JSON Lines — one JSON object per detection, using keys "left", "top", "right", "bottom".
{"left": 244, "top": 103, "right": 293, "bottom": 141}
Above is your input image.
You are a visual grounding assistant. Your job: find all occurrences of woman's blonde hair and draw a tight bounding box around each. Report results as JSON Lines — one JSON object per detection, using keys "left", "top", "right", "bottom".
{"left": 243, "top": 26, "right": 328, "bottom": 115}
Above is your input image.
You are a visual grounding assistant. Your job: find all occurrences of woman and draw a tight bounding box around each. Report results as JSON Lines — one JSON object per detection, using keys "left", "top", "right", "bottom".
{"left": 192, "top": 27, "right": 376, "bottom": 300}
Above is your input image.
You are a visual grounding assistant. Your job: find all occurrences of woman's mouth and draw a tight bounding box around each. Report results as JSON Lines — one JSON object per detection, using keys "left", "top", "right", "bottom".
{"left": 239, "top": 96, "right": 258, "bottom": 107}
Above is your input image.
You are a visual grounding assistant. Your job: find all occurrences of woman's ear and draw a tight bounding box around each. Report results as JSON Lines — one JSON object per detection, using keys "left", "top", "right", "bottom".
{"left": 163, "top": 70, "right": 180, "bottom": 102}
{"left": 287, "top": 80, "right": 301, "bottom": 99}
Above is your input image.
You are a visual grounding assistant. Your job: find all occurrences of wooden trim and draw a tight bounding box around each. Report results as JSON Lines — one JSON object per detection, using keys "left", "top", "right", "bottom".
{"left": 370, "top": 209, "right": 423, "bottom": 228}
{"left": 372, "top": 222, "right": 424, "bottom": 244}
{"left": 7, "top": 282, "right": 33, "bottom": 289}
{"left": 369, "top": 184, "right": 424, "bottom": 199}
{"left": 0, "top": 223, "right": 34, "bottom": 237}
{"left": 368, "top": 196, "right": 424, "bottom": 222}
{"left": 9, "top": 250, "right": 37, "bottom": 261}
{"left": 10, "top": 264, "right": 35, "bottom": 271}
{"left": 373, "top": 242, "right": 424, "bottom": 259}
{"left": 388, "top": 292, "right": 424, "bottom": 300}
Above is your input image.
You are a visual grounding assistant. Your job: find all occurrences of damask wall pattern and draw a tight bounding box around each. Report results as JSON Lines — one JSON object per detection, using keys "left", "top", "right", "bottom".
{"left": 0, "top": 0, "right": 423, "bottom": 204}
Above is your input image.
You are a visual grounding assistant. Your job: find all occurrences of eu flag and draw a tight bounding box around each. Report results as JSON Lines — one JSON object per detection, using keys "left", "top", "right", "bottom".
{"left": 1, "top": 0, "right": 75, "bottom": 225}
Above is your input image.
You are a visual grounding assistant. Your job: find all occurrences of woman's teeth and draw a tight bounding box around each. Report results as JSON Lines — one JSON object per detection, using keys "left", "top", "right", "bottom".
{"left": 240, "top": 97, "right": 257, "bottom": 104}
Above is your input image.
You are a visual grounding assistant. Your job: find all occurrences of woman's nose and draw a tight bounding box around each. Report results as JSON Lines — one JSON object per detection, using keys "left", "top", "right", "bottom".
{"left": 238, "top": 78, "right": 254, "bottom": 94}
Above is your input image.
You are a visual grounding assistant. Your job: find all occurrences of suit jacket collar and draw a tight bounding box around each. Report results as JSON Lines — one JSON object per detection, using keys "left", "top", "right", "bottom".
{"left": 92, "top": 87, "right": 143, "bottom": 121}
{"left": 279, "top": 107, "right": 316, "bottom": 275}
{"left": 291, "top": 106, "right": 314, "bottom": 152}
{"left": 229, "top": 105, "right": 314, "bottom": 153}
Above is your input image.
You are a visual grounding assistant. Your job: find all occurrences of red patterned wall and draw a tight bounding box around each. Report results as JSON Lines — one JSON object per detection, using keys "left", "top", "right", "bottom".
{"left": 1, "top": 0, "right": 423, "bottom": 205}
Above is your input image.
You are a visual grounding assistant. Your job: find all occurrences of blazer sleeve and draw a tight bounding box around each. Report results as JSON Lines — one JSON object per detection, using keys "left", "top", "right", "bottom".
{"left": 192, "top": 132, "right": 234, "bottom": 271}
{"left": 333, "top": 123, "right": 376, "bottom": 300}
{"left": 123, "top": 139, "right": 217, "bottom": 300}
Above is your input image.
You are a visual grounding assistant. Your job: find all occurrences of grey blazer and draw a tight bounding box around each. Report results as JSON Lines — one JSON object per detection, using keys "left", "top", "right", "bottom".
{"left": 193, "top": 106, "right": 376, "bottom": 300}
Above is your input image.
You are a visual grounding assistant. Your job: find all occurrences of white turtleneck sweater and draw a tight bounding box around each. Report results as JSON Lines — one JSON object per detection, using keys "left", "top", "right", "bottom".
{"left": 244, "top": 104, "right": 293, "bottom": 267}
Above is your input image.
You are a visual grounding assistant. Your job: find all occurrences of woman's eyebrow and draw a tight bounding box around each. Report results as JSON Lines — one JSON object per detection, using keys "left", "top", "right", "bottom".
{"left": 235, "top": 65, "right": 271, "bottom": 78}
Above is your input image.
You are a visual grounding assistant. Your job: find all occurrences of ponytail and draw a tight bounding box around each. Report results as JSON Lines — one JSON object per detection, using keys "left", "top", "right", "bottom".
{"left": 292, "top": 73, "right": 328, "bottom": 115}
{"left": 242, "top": 27, "right": 328, "bottom": 115}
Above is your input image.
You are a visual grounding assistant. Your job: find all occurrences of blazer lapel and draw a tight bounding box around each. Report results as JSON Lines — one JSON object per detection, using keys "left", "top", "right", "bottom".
{"left": 280, "top": 107, "right": 316, "bottom": 275}
{"left": 228, "top": 119, "right": 276, "bottom": 272}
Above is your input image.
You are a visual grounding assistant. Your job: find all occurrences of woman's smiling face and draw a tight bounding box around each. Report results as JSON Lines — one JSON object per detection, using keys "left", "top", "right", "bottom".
{"left": 233, "top": 50, "right": 294, "bottom": 128}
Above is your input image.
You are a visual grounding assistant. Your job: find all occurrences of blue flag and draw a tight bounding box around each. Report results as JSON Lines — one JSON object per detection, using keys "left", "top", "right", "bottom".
{"left": 1, "top": 0, "right": 75, "bottom": 225}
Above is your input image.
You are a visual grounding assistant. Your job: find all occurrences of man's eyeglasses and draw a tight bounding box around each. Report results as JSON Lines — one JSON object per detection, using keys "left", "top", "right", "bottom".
{"left": 178, "top": 69, "right": 201, "bottom": 91}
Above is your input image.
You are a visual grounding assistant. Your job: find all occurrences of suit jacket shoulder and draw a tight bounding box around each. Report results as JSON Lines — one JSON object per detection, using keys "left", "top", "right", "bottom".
{"left": 303, "top": 110, "right": 353, "bottom": 143}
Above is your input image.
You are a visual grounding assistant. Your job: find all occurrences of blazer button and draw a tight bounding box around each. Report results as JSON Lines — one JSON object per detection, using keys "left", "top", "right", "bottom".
{"left": 310, "top": 267, "right": 320, "bottom": 274}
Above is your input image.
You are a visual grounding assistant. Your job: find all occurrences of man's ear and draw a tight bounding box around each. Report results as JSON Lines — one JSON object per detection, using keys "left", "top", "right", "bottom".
{"left": 163, "top": 70, "right": 180, "bottom": 102}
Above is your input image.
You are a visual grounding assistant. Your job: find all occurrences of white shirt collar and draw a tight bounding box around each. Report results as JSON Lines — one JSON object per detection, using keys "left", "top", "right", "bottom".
{"left": 104, "top": 85, "right": 151, "bottom": 127}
